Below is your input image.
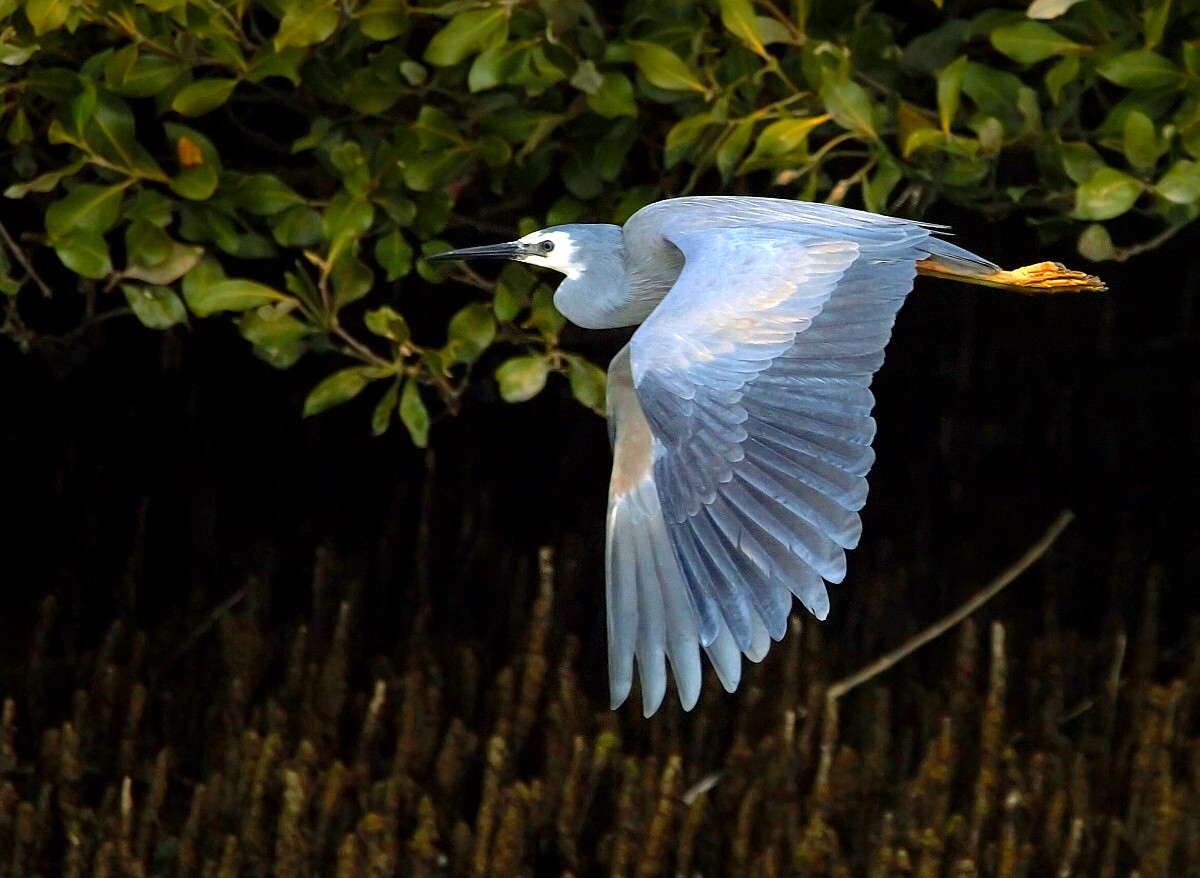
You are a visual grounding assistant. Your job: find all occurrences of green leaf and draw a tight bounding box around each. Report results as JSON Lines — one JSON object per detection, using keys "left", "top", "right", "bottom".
{"left": 46, "top": 184, "right": 126, "bottom": 237}
{"left": 446, "top": 302, "right": 495, "bottom": 363}
{"left": 1156, "top": 160, "right": 1200, "bottom": 204}
{"left": 123, "top": 242, "right": 204, "bottom": 285}
{"left": 1026, "top": 0, "right": 1086, "bottom": 19}
{"left": 0, "top": 42, "right": 38, "bottom": 66}
{"left": 364, "top": 305, "right": 410, "bottom": 343}
{"left": 1122, "top": 111, "right": 1161, "bottom": 171}
{"left": 632, "top": 42, "right": 706, "bottom": 93}
{"left": 570, "top": 60, "right": 604, "bottom": 94}
{"left": 371, "top": 380, "right": 399, "bottom": 436}
{"left": 664, "top": 114, "right": 712, "bottom": 168}
{"left": 822, "top": 80, "right": 875, "bottom": 137}
{"left": 1044, "top": 55, "right": 1079, "bottom": 104}
{"left": 4, "top": 159, "right": 84, "bottom": 198}
{"left": 303, "top": 367, "right": 372, "bottom": 417}
{"left": 374, "top": 229, "right": 413, "bottom": 281}
{"left": 526, "top": 286, "right": 564, "bottom": 339}
{"left": 566, "top": 356, "right": 606, "bottom": 415}
{"left": 233, "top": 174, "right": 304, "bottom": 215}
{"left": 495, "top": 355, "right": 549, "bottom": 402}
{"left": 7, "top": 108, "right": 31, "bottom": 145}
{"left": 271, "top": 207, "right": 324, "bottom": 247}
{"left": 275, "top": 0, "right": 340, "bottom": 49}
{"left": 718, "top": 0, "right": 767, "bottom": 57}
{"left": 1099, "top": 51, "right": 1180, "bottom": 89}
{"left": 716, "top": 119, "right": 754, "bottom": 180}
{"left": 25, "top": 0, "right": 69, "bottom": 35}
{"left": 323, "top": 192, "right": 375, "bottom": 250}
{"left": 106, "top": 49, "right": 187, "bottom": 97}
{"left": 171, "top": 79, "right": 238, "bottom": 117}
{"left": 1077, "top": 224, "right": 1114, "bottom": 261}
{"left": 1074, "top": 168, "right": 1142, "bottom": 220}
{"left": 1143, "top": 0, "right": 1171, "bottom": 51}
{"left": 750, "top": 117, "right": 824, "bottom": 158}
{"left": 424, "top": 8, "right": 508, "bottom": 67}
{"left": 466, "top": 41, "right": 525, "bottom": 92}
{"left": 355, "top": 0, "right": 407, "bottom": 41}
{"left": 170, "top": 165, "right": 219, "bottom": 200}
{"left": 586, "top": 72, "right": 637, "bottom": 119}
{"left": 183, "top": 266, "right": 286, "bottom": 316}
{"left": 990, "top": 21, "right": 1084, "bottom": 64}
{"left": 398, "top": 379, "right": 429, "bottom": 447}
{"left": 121, "top": 283, "right": 188, "bottom": 330}
{"left": 1060, "top": 141, "right": 1105, "bottom": 184}
{"left": 53, "top": 231, "right": 111, "bottom": 279}
{"left": 331, "top": 254, "right": 374, "bottom": 308}
{"left": 125, "top": 219, "right": 172, "bottom": 268}
{"left": 937, "top": 56, "right": 968, "bottom": 131}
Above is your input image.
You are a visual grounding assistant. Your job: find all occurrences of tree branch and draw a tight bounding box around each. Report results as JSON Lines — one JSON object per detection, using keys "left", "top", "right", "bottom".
{"left": 826, "top": 510, "right": 1075, "bottom": 704}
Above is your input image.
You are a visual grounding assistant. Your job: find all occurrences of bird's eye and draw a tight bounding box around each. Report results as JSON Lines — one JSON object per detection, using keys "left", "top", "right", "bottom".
{"left": 539, "top": 240, "right": 555, "bottom": 253}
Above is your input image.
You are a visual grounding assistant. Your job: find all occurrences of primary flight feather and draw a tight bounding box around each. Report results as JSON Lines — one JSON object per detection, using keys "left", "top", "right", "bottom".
{"left": 431, "top": 196, "right": 1104, "bottom": 716}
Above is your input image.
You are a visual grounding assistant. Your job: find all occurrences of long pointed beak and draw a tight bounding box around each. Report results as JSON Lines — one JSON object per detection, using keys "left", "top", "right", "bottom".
{"left": 427, "top": 241, "right": 522, "bottom": 263}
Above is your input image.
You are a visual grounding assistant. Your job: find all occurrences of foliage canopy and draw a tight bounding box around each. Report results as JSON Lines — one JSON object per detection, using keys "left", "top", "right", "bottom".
{"left": 0, "top": 0, "right": 1195, "bottom": 442}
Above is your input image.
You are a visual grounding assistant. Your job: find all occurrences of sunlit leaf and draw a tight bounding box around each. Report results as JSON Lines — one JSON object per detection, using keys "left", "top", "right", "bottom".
{"left": 565, "top": 355, "right": 606, "bottom": 415}
{"left": 937, "top": 56, "right": 968, "bottom": 132}
{"left": 631, "top": 42, "right": 706, "bottom": 93}
{"left": 991, "top": 21, "right": 1085, "bottom": 64}
{"left": 25, "top": 0, "right": 69, "bottom": 35}
{"left": 275, "top": 0, "right": 340, "bottom": 49}
{"left": 171, "top": 79, "right": 238, "bottom": 117}
{"left": 1099, "top": 51, "right": 1180, "bottom": 89}
{"left": 1156, "top": 160, "right": 1200, "bottom": 204}
{"left": 1074, "top": 168, "right": 1142, "bottom": 220}
{"left": 399, "top": 378, "right": 429, "bottom": 446}
{"left": 718, "top": 0, "right": 767, "bottom": 57}
{"left": 303, "top": 367, "right": 372, "bottom": 417}
{"left": 447, "top": 302, "right": 495, "bottom": 363}
{"left": 424, "top": 8, "right": 507, "bottom": 67}
{"left": 1077, "top": 224, "right": 1114, "bottom": 261}
{"left": 371, "top": 379, "right": 399, "bottom": 436}
{"left": 45, "top": 184, "right": 125, "bottom": 237}
{"left": 122, "top": 283, "right": 188, "bottom": 330}
{"left": 183, "top": 264, "right": 287, "bottom": 316}
{"left": 53, "top": 231, "right": 111, "bottom": 279}
{"left": 1026, "top": 0, "right": 1086, "bottom": 19}
{"left": 822, "top": 79, "right": 875, "bottom": 137}
{"left": 495, "top": 355, "right": 549, "bottom": 402}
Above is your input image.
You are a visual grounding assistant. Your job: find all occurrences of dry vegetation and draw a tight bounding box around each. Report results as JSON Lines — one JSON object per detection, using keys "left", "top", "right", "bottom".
{"left": 0, "top": 537, "right": 1196, "bottom": 878}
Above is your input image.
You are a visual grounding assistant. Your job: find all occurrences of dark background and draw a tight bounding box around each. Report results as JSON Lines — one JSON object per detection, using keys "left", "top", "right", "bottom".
{"left": 2, "top": 208, "right": 1198, "bottom": 741}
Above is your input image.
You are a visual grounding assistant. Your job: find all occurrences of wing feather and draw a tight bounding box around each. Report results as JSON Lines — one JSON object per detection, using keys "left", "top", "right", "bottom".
{"left": 624, "top": 220, "right": 925, "bottom": 699}
{"left": 600, "top": 202, "right": 965, "bottom": 714}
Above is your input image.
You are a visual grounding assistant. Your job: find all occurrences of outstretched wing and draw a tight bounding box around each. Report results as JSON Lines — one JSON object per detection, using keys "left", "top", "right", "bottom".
{"left": 620, "top": 221, "right": 925, "bottom": 694}
{"left": 605, "top": 346, "right": 762, "bottom": 716}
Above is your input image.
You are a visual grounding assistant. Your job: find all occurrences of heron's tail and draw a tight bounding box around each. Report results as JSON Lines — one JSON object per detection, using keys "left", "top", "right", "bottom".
{"left": 916, "top": 238, "right": 1106, "bottom": 294}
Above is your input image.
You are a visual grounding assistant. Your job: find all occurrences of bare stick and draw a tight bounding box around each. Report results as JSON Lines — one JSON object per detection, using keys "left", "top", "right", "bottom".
{"left": 0, "top": 219, "right": 53, "bottom": 299}
{"left": 826, "top": 510, "right": 1075, "bottom": 703}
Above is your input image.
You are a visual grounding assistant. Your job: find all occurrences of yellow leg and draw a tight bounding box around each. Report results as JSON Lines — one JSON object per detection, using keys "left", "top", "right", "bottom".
{"left": 917, "top": 258, "right": 1107, "bottom": 294}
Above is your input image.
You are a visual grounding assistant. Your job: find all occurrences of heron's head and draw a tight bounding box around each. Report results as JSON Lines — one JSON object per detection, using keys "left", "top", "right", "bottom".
{"left": 431, "top": 223, "right": 630, "bottom": 329}
{"left": 428, "top": 224, "right": 622, "bottom": 280}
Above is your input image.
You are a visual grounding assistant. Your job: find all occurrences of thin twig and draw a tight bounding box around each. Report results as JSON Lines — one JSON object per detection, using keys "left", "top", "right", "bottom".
{"left": 152, "top": 586, "right": 248, "bottom": 684}
{"left": 0, "top": 219, "right": 53, "bottom": 299}
{"left": 1111, "top": 223, "right": 1184, "bottom": 263}
{"left": 826, "top": 510, "right": 1075, "bottom": 703}
{"left": 329, "top": 322, "right": 394, "bottom": 370}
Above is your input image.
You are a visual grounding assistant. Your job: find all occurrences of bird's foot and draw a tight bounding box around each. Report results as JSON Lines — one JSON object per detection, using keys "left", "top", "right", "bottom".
{"left": 986, "top": 261, "right": 1107, "bottom": 294}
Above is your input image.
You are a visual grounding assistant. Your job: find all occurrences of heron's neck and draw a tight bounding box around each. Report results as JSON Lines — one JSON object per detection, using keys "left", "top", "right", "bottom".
{"left": 553, "top": 248, "right": 643, "bottom": 330}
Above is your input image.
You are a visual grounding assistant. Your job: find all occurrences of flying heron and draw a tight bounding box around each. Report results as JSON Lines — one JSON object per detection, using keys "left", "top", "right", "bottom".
{"left": 431, "top": 196, "right": 1104, "bottom": 716}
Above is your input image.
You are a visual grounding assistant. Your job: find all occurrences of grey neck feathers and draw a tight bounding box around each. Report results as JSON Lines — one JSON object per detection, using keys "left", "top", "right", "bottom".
{"left": 551, "top": 224, "right": 681, "bottom": 330}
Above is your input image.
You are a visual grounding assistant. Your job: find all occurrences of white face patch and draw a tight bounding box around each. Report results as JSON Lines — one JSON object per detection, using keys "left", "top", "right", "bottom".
{"left": 517, "top": 230, "right": 580, "bottom": 278}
